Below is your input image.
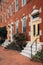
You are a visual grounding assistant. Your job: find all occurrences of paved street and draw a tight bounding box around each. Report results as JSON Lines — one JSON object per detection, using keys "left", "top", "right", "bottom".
{"left": 0, "top": 46, "right": 42, "bottom": 65}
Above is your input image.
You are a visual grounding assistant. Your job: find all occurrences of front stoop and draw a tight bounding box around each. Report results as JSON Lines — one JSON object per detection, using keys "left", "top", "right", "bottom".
{"left": 1, "top": 40, "right": 11, "bottom": 47}
{"left": 20, "top": 41, "right": 42, "bottom": 58}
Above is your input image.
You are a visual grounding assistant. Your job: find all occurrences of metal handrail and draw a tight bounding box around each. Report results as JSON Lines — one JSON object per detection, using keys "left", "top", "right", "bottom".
{"left": 31, "top": 38, "right": 38, "bottom": 58}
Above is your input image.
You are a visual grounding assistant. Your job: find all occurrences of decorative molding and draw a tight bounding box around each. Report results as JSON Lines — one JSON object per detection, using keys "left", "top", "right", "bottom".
{"left": 32, "top": 17, "right": 39, "bottom": 21}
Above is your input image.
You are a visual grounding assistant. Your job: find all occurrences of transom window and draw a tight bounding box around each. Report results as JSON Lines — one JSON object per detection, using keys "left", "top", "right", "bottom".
{"left": 32, "top": 12, "right": 39, "bottom": 19}
{"left": 22, "top": 16, "right": 26, "bottom": 32}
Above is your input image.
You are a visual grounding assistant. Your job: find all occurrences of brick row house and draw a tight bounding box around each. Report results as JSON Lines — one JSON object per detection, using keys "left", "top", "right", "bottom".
{"left": 0, "top": 0, "right": 43, "bottom": 50}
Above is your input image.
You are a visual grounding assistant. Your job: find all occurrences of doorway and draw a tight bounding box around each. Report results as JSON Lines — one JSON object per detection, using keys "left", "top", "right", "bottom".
{"left": 0, "top": 26, "right": 7, "bottom": 44}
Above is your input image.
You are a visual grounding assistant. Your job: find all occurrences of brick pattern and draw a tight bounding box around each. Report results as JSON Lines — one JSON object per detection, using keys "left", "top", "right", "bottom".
{"left": 0, "top": 46, "right": 42, "bottom": 65}
{"left": 0, "top": 0, "right": 43, "bottom": 42}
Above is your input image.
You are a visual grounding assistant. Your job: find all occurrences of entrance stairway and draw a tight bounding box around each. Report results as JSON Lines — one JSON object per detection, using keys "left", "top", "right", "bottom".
{"left": 20, "top": 41, "right": 42, "bottom": 58}
{"left": 2, "top": 40, "right": 11, "bottom": 47}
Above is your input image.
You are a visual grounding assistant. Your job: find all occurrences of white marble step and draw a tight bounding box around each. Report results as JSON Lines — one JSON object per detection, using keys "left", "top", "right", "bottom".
{"left": 20, "top": 52, "right": 31, "bottom": 58}
{"left": 22, "top": 50, "right": 36, "bottom": 55}
{"left": 24, "top": 47, "right": 36, "bottom": 52}
{"left": 2, "top": 40, "right": 11, "bottom": 47}
{"left": 26, "top": 43, "right": 37, "bottom": 47}
{"left": 20, "top": 41, "right": 42, "bottom": 58}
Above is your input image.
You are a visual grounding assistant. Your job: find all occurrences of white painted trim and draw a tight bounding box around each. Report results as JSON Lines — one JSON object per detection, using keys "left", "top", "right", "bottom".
{"left": 31, "top": 9, "right": 39, "bottom": 15}
{"left": 29, "top": 14, "right": 31, "bottom": 17}
{"left": 40, "top": 30, "right": 42, "bottom": 35}
{"left": 21, "top": 19, "right": 23, "bottom": 22}
{"left": 29, "top": 8, "right": 42, "bottom": 42}
{"left": 32, "top": 17, "right": 40, "bottom": 21}
{"left": 33, "top": 5, "right": 36, "bottom": 10}
{"left": 40, "top": 18, "right": 42, "bottom": 23}
{"left": 39, "top": 7, "right": 42, "bottom": 13}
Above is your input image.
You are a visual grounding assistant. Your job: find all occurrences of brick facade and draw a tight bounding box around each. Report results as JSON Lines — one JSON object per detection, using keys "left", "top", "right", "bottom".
{"left": 0, "top": 0, "right": 43, "bottom": 42}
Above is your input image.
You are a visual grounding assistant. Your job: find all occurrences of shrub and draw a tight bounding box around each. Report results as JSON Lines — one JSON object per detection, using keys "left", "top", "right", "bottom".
{"left": 6, "top": 33, "right": 27, "bottom": 51}
{"left": 13, "top": 33, "right": 27, "bottom": 50}
{"left": 32, "top": 50, "right": 43, "bottom": 62}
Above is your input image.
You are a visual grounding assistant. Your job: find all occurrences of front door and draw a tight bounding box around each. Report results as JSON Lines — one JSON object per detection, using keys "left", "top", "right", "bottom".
{"left": 31, "top": 20, "right": 40, "bottom": 43}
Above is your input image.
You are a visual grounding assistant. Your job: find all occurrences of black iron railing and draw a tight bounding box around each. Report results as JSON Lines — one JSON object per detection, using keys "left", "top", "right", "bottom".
{"left": 31, "top": 38, "right": 38, "bottom": 58}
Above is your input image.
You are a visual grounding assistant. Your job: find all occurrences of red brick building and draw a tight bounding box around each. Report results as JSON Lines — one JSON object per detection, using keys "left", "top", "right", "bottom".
{"left": 0, "top": 0, "right": 43, "bottom": 44}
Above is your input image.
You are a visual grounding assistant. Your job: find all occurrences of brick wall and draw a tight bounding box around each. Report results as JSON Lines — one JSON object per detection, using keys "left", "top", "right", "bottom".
{"left": 0, "top": 0, "right": 43, "bottom": 42}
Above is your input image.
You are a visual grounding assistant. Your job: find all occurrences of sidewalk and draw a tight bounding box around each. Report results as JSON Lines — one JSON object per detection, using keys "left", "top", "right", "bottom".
{"left": 0, "top": 46, "right": 42, "bottom": 65}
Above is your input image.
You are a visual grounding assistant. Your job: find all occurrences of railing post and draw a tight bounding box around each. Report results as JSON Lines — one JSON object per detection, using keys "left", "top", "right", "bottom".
{"left": 31, "top": 38, "right": 38, "bottom": 58}
{"left": 35, "top": 39, "right": 37, "bottom": 52}
{"left": 31, "top": 45, "right": 32, "bottom": 58}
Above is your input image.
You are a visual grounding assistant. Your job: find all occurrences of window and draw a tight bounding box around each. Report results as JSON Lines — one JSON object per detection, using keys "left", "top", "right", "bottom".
{"left": 16, "top": 20, "right": 18, "bottom": 33}
{"left": 37, "top": 24, "right": 40, "bottom": 35}
{"left": 32, "top": 12, "right": 39, "bottom": 19}
{"left": 9, "top": 5, "right": 13, "bottom": 16}
{"left": 22, "top": 16, "right": 26, "bottom": 32}
{"left": 22, "top": 0, "right": 26, "bottom": 6}
{"left": 33, "top": 25, "right": 35, "bottom": 36}
{"left": 15, "top": 0, "right": 18, "bottom": 12}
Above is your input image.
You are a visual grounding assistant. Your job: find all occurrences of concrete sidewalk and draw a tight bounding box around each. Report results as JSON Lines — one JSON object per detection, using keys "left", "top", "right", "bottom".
{"left": 0, "top": 46, "right": 42, "bottom": 65}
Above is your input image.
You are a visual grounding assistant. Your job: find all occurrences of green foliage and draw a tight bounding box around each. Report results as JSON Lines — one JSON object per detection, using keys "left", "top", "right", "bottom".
{"left": 13, "top": 33, "right": 27, "bottom": 50}
{"left": 6, "top": 33, "right": 27, "bottom": 51}
{"left": 32, "top": 50, "right": 43, "bottom": 62}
